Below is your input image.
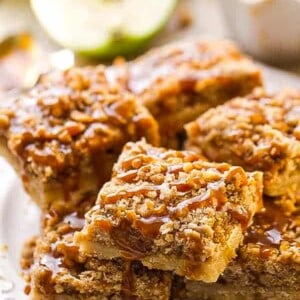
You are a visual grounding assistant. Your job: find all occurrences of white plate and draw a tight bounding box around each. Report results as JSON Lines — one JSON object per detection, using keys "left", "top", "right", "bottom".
{"left": 0, "top": 66, "right": 300, "bottom": 300}
{"left": 0, "top": 157, "right": 40, "bottom": 300}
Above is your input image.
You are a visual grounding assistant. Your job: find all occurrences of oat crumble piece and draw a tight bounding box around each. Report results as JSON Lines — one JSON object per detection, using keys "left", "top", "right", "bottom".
{"left": 75, "top": 140, "right": 263, "bottom": 282}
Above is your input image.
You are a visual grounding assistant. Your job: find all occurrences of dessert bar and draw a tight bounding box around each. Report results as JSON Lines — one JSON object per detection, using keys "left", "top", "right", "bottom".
{"left": 0, "top": 66, "right": 159, "bottom": 212}
{"left": 185, "top": 88, "right": 300, "bottom": 198}
{"left": 75, "top": 140, "right": 263, "bottom": 282}
{"left": 116, "top": 39, "right": 262, "bottom": 148}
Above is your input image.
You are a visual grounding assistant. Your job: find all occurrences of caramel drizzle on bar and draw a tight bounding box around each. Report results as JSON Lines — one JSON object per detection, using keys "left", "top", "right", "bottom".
{"left": 103, "top": 156, "right": 251, "bottom": 241}
{"left": 39, "top": 212, "right": 87, "bottom": 280}
{"left": 39, "top": 212, "right": 144, "bottom": 297}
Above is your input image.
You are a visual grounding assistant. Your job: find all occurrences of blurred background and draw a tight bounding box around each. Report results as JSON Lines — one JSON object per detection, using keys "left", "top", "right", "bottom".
{"left": 0, "top": 0, "right": 225, "bottom": 53}
{"left": 1, "top": 0, "right": 300, "bottom": 94}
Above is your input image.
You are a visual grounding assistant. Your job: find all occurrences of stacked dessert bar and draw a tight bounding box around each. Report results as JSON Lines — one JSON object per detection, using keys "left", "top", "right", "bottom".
{"left": 27, "top": 196, "right": 173, "bottom": 300}
{"left": 22, "top": 140, "right": 262, "bottom": 299}
{"left": 0, "top": 39, "right": 299, "bottom": 300}
{"left": 74, "top": 140, "right": 262, "bottom": 282}
{"left": 184, "top": 88, "right": 300, "bottom": 299}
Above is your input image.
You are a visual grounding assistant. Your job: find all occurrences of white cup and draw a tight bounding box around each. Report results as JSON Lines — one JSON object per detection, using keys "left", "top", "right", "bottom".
{"left": 218, "top": 0, "right": 300, "bottom": 65}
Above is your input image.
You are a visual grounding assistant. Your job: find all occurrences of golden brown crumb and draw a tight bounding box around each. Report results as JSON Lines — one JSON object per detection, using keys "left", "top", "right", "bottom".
{"left": 21, "top": 236, "right": 37, "bottom": 271}
{"left": 242, "top": 199, "right": 300, "bottom": 263}
{"left": 0, "top": 66, "right": 159, "bottom": 179}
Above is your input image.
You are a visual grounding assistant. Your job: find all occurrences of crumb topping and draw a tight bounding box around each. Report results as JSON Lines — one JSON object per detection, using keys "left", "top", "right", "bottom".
{"left": 84, "top": 140, "right": 262, "bottom": 260}
{"left": 0, "top": 66, "right": 159, "bottom": 179}
{"left": 106, "top": 39, "right": 262, "bottom": 149}
{"left": 186, "top": 88, "right": 300, "bottom": 172}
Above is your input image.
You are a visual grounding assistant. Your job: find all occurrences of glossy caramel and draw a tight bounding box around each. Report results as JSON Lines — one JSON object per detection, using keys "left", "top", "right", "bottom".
{"left": 245, "top": 199, "right": 300, "bottom": 256}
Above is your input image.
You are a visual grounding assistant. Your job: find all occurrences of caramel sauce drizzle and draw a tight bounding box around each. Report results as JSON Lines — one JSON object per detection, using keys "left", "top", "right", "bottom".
{"left": 128, "top": 40, "right": 240, "bottom": 94}
{"left": 104, "top": 162, "right": 251, "bottom": 255}
{"left": 104, "top": 185, "right": 166, "bottom": 204}
{"left": 117, "top": 169, "right": 138, "bottom": 181}
{"left": 136, "top": 216, "right": 171, "bottom": 238}
{"left": 111, "top": 220, "right": 153, "bottom": 260}
{"left": 102, "top": 101, "right": 128, "bottom": 124}
{"left": 167, "top": 164, "right": 184, "bottom": 174}
{"left": 168, "top": 186, "right": 224, "bottom": 217}
{"left": 121, "top": 154, "right": 153, "bottom": 170}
